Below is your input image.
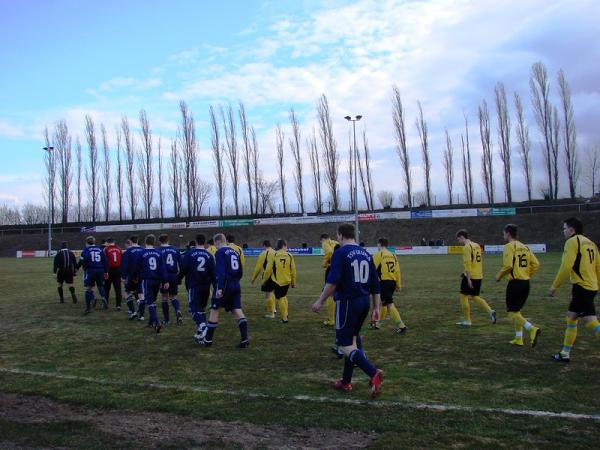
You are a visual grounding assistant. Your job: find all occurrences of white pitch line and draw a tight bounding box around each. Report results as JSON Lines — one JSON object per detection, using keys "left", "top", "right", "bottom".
{"left": 2, "top": 367, "right": 600, "bottom": 422}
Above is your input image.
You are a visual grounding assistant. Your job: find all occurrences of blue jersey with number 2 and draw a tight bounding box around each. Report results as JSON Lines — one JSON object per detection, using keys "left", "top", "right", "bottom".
{"left": 326, "top": 244, "right": 380, "bottom": 301}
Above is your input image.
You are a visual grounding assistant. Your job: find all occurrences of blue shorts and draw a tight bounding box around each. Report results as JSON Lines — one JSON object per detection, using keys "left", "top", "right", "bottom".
{"left": 335, "top": 296, "right": 370, "bottom": 347}
{"left": 188, "top": 285, "right": 211, "bottom": 312}
{"left": 84, "top": 270, "right": 104, "bottom": 289}
{"left": 160, "top": 276, "right": 179, "bottom": 296}
{"left": 140, "top": 279, "right": 161, "bottom": 305}
{"left": 211, "top": 283, "right": 241, "bottom": 312}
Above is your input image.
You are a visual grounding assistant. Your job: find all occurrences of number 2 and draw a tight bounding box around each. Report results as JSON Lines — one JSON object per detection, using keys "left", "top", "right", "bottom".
{"left": 196, "top": 256, "right": 206, "bottom": 272}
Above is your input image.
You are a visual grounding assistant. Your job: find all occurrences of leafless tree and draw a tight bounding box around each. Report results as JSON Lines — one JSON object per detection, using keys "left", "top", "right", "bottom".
{"left": 53, "top": 120, "right": 72, "bottom": 223}
{"left": 552, "top": 105, "right": 561, "bottom": 199}
{"left": 138, "top": 109, "right": 154, "bottom": 219}
{"left": 584, "top": 145, "right": 599, "bottom": 196}
{"left": 317, "top": 94, "right": 339, "bottom": 211}
{"left": 84, "top": 115, "right": 99, "bottom": 222}
{"left": 358, "top": 129, "right": 375, "bottom": 210}
{"left": 0, "top": 203, "right": 21, "bottom": 225}
{"left": 460, "top": 115, "right": 474, "bottom": 205}
{"left": 251, "top": 126, "right": 260, "bottom": 214}
{"left": 415, "top": 101, "right": 432, "bottom": 206}
{"left": 114, "top": 127, "right": 124, "bottom": 221}
{"left": 157, "top": 137, "right": 165, "bottom": 219}
{"left": 43, "top": 127, "right": 56, "bottom": 224}
{"left": 558, "top": 69, "right": 579, "bottom": 199}
{"left": 197, "top": 179, "right": 212, "bottom": 214}
{"left": 170, "top": 138, "right": 183, "bottom": 218}
{"left": 210, "top": 106, "right": 226, "bottom": 217}
{"left": 514, "top": 92, "right": 533, "bottom": 202}
{"left": 256, "top": 174, "right": 277, "bottom": 214}
{"left": 276, "top": 124, "right": 287, "bottom": 214}
{"left": 444, "top": 129, "right": 455, "bottom": 205}
{"left": 307, "top": 127, "right": 322, "bottom": 213}
{"left": 530, "top": 61, "right": 557, "bottom": 200}
{"left": 377, "top": 190, "right": 394, "bottom": 209}
{"left": 100, "top": 124, "right": 111, "bottom": 221}
{"left": 289, "top": 107, "right": 305, "bottom": 213}
{"left": 121, "top": 115, "right": 137, "bottom": 220}
{"left": 179, "top": 101, "right": 198, "bottom": 217}
{"left": 75, "top": 137, "right": 82, "bottom": 222}
{"left": 495, "top": 82, "right": 512, "bottom": 203}
{"left": 221, "top": 103, "right": 239, "bottom": 215}
{"left": 392, "top": 86, "right": 412, "bottom": 208}
{"left": 238, "top": 101, "right": 254, "bottom": 216}
{"left": 21, "top": 203, "right": 46, "bottom": 225}
{"left": 479, "top": 100, "right": 495, "bottom": 204}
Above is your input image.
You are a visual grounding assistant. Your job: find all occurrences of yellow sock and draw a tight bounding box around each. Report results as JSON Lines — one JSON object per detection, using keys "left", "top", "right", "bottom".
{"left": 266, "top": 294, "right": 276, "bottom": 314}
{"left": 279, "top": 297, "right": 289, "bottom": 321}
{"left": 585, "top": 319, "right": 600, "bottom": 336}
{"left": 380, "top": 306, "right": 388, "bottom": 321}
{"left": 460, "top": 295, "right": 471, "bottom": 322}
{"left": 473, "top": 296, "right": 493, "bottom": 314}
{"left": 326, "top": 297, "right": 335, "bottom": 324}
{"left": 507, "top": 312, "right": 524, "bottom": 342}
{"left": 562, "top": 317, "right": 578, "bottom": 355}
{"left": 387, "top": 304, "right": 404, "bottom": 327}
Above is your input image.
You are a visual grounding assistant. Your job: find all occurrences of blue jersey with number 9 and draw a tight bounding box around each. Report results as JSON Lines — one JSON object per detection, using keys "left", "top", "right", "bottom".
{"left": 136, "top": 248, "right": 166, "bottom": 281}
{"left": 326, "top": 244, "right": 380, "bottom": 301}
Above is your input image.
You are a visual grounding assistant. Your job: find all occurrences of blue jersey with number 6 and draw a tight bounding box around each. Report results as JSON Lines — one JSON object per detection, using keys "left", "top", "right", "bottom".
{"left": 326, "top": 244, "right": 380, "bottom": 301}
{"left": 214, "top": 246, "right": 242, "bottom": 290}
{"left": 135, "top": 248, "right": 167, "bottom": 281}
{"left": 180, "top": 247, "right": 215, "bottom": 288}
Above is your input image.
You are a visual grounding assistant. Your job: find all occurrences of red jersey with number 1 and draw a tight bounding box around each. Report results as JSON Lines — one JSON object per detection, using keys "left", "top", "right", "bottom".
{"left": 104, "top": 245, "right": 123, "bottom": 269}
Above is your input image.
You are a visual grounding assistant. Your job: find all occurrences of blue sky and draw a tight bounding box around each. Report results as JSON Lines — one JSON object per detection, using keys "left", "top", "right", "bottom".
{"left": 1, "top": 0, "right": 599, "bottom": 213}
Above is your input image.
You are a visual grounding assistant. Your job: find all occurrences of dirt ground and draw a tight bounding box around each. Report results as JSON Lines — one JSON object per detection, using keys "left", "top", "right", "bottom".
{"left": 0, "top": 392, "right": 376, "bottom": 449}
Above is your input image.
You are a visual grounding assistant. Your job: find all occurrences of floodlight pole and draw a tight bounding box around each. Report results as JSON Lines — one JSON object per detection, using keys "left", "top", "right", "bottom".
{"left": 43, "top": 146, "right": 54, "bottom": 256}
{"left": 344, "top": 115, "right": 362, "bottom": 242}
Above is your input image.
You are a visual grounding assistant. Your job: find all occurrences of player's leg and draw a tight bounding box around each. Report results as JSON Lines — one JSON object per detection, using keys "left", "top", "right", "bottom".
{"left": 276, "top": 285, "right": 289, "bottom": 323}
{"left": 144, "top": 281, "right": 161, "bottom": 331}
{"left": 323, "top": 268, "right": 335, "bottom": 326}
{"left": 581, "top": 289, "right": 599, "bottom": 338}
{"left": 232, "top": 308, "right": 249, "bottom": 348}
{"left": 198, "top": 293, "right": 222, "bottom": 346}
{"left": 553, "top": 312, "right": 579, "bottom": 362}
{"left": 583, "top": 315, "right": 600, "bottom": 336}
{"left": 169, "top": 282, "right": 183, "bottom": 324}
{"left": 160, "top": 286, "right": 170, "bottom": 324}
{"left": 112, "top": 270, "right": 122, "bottom": 310}
{"left": 95, "top": 272, "right": 108, "bottom": 309}
{"left": 83, "top": 272, "right": 95, "bottom": 314}
{"left": 470, "top": 279, "right": 495, "bottom": 323}
{"left": 387, "top": 302, "right": 407, "bottom": 334}
{"left": 65, "top": 270, "right": 77, "bottom": 304}
{"left": 264, "top": 290, "right": 275, "bottom": 318}
{"left": 56, "top": 271, "right": 65, "bottom": 303}
{"left": 457, "top": 276, "right": 472, "bottom": 325}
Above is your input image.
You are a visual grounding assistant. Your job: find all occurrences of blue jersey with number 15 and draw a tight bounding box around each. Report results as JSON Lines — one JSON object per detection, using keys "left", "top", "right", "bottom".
{"left": 80, "top": 245, "right": 107, "bottom": 272}
{"left": 326, "top": 244, "right": 380, "bottom": 301}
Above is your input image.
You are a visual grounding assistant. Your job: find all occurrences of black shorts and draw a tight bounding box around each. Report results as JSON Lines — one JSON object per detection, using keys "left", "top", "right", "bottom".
{"left": 568, "top": 284, "right": 597, "bottom": 317}
{"left": 274, "top": 283, "right": 290, "bottom": 300}
{"left": 261, "top": 278, "right": 277, "bottom": 293}
{"left": 188, "top": 285, "right": 211, "bottom": 311}
{"left": 380, "top": 280, "right": 397, "bottom": 305}
{"left": 125, "top": 277, "right": 140, "bottom": 294}
{"left": 160, "top": 278, "right": 179, "bottom": 296}
{"left": 506, "top": 279, "right": 530, "bottom": 312}
{"left": 460, "top": 276, "right": 482, "bottom": 296}
{"left": 56, "top": 269, "right": 74, "bottom": 284}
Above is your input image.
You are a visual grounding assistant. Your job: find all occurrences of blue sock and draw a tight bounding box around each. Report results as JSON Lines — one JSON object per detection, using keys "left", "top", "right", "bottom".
{"left": 342, "top": 357, "right": 354, "bottom": 384}
{"left": 205, "top": 321, "right": 218, "bottom": 343}
{"left": 149, "top": 304, "right": 159, "bottom": 326}
{"left": 161, "top": 300, "right": 170, "bottom": 322}
{"left": 137, "top": 299, "right": 146, "bottom": 318}
{"left": 126, "top": 295, "right": 135, "bottom": 313}
{"left": 171, "top": 298, "right": 181, "bottom": 313}
{"left": 356, "top": 335, "right": 363, "bottom": 350}
{"left": 85, "top": 290, "right": 94, "bottom": 310}
{"left": 237, "top": 318, "right": 248, "bottom": 342}
{"left": 349, "top": 349, "right": 377, "bottom": 378}
{"left": 98, "top": 286, "right": 106, "bottom": 299}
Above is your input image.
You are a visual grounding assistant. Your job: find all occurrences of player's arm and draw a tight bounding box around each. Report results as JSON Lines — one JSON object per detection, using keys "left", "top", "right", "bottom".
{"left": 496, "top": 244, "right": 513, "bottom": 281}
{"left": 214, "top": 251, "right": 226, "bottom": 291}
{"left": 120, "top": 252, "right": 129, "bottom": 280}
{"left": 529, "top": 250, "right": 540, "bottom": 278}
{"left": 313, "top": 283, "right": 336, "bottom": 312}
{"left": 595, "top": 244, "right": 600, "bottom": 283}
{"left": 395, "top": 256, "right": 401, "bottom": 290}
{"left": 238, "top": 247, "right": 245, "bottom": 268}
{"left": 373, "top": 252, "right": 382, "bottom": 279}
{"left": 551, "top": 239, "right": 577, "bottom": 290}
{"left": 251, "top": 252, "right": 265, "bottom": 283}
{"left": 262, "top": 253, "right": 274, "bottom": 282}
{"left": 462, "top": 246, "right": 472, "bottom": 279}
{"left": 322, "top": 250, "right": 332, "bottom": 268}
{"left": 53, "top": 252, "right": 59, "bottom": 274}
{"left": 177, "top": 252, "right": 188, "bottom": 284}
{"left": 313, "top": 250, "right": 342, "bottom": 311}
{"left": 290, "top": 255, "right": 296, "bottom": 287}
{"left": 369, "top": 258, "right": 382, "bottom": 318}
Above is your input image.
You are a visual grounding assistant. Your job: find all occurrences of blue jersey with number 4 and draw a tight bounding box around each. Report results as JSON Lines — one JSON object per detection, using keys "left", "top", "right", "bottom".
{"left": 326, "top": 244, "right": 380, "bottom": 301}
{"left": 134, "top": 248, "right": 167, "bottom": 281}
{"left": 159, "top": 245, "right": 180, "bottom": 279}
{"left": 80, "top": 245, "right": 107, "bottom": 272}
{"left": 180, "top": 247, "right": 215, "bottom": 288}
{"left": 214, "top": 246, "right": 242, "bottom": 289}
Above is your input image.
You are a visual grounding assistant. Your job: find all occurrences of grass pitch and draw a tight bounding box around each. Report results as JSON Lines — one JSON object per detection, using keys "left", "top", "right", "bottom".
{"left": 1, "top": 253, "right": 600, "bottom": 449}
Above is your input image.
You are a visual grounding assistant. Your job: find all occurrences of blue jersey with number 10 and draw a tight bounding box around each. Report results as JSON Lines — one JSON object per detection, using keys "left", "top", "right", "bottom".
{"left": 326, "top": 244, "right": 380, "bottom": 301}
{"left": 214, "top": 246, "right": 242, "bottom": 289}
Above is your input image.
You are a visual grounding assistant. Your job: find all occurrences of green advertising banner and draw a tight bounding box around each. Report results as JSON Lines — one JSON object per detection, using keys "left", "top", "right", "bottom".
{"left": 221, "top": 219, "right": 254, "bottom": 227}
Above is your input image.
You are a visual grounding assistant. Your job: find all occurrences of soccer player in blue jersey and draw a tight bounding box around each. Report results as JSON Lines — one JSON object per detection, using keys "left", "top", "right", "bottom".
{"left": 195, "top": 233, "right": 249, "bottom": 348}
{"left": 79, "top": 236, "right": 108, "bottom": 315}
{"left": 132, "top": 234, "right": 167, "bottom": 333}
{"left": 312, "top": 223, "right": 384, "bottom": 398}
{"left": 179, "top": 235, "right": 216, "bottom": 341}
{"left": 158, "top": 234, "right": 183, "bottom": 325}
{"left": 120, "top": 236, "right": 145, "bottom": 321}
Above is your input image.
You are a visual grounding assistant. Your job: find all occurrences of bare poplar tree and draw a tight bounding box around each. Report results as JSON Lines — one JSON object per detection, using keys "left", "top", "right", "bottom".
{"left": 138, "top": 109, "right": 154, "bottom": 218}
{"left": 444, "top": 129, "right": 455, "bottom": 205}
{"left": 53, "top": 120, "right": 72, "bottom": 223}
{"left": 495, "top": 82, "right": 512, "bottom": 203}
{"left": 179, "top": 101, "right": 198, "bottom": 217}
{"left": 514, "top": 92, "right": 533, "bottom": 201}
{"left": 100, "top": 124, "right": 111, "bottom": 221}
{"left": 84, "top": 115, "right": 99, "bottom": 222}
{"left": 317, "top": 94, "right": 339, "bottom": 211}
{"left": 251, "top": 126, "right": 260, "bottom": 214}
{"left": 356, "top": 130, "right": 369, "bottom": 210}
{"left": 552, "top": 105, "right": 561, "bottom": 199}
{"left": 170, "top": 138, "right": 182, "bottom": 218}
{"left": 276, "top": 124, "right": 287, "bottom": 214}
{"left": 197, "top": 180, "right": 212, "bottom": 214}
{"left": 121, "top": 115, "right": 137, "bottom": 220}
{"left": 209, "top": 106, "right": 226, "bottom": 217}
{"left": 43, "top": 127, "right": 56, "bottom": 224}
{"left": 530, "top": 61, "right": 556, "bottom": 199}
{"left": 289, "top": 107, "right": 304, "bottom": 213}
{"left": 584, "top": 145, "right": 599, "bottom": 196}
{"left": 392, "top": 86, "right": 412, "bottom": 207}
{"left": 558, "top": 69, "right": 579, "bottom": 199}
{"left": 460, "top": 115, "right": 474, "bottom": 205}
{"left": 157, "top": 137, "right": 164, "bottom": 219}
{"left": 415, "top": 101, "right": 432, "bottom": 206}
{"left": 479, "top": 101, "right": 495, "bottom": 204}
{"left": 76, "top": 137, "right": 82, "bottom": 222}
{"left": 238, "top": 101, "right": 254, "bottom": 215}
{"left": 221, "top": 104, "right": 239, "bottom": 215}
{"left": 362, "top": 130, "right": 375, "bottom": 210}
{"left": 307, "top": 127, "right": 322, "bottom": 213}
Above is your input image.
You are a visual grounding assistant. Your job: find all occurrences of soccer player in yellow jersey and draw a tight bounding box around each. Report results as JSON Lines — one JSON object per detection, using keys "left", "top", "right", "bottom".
{"left": 549, "top": 217, "right": 600, "bottom": 363}
{"left": 320, "top": 233, "right": 338, "bottom": 326}
{"left": 455, "top": 229, "right": 496, "bottom": 326}
{"left": 263, "top": 239, "right": 296, "bottom": 323}
{"left": 495, "top": 224, "right": 541, "bottom": 347}
{"left": 226, "top": 234, "right": 245, "bottom": 270}
{"left": 251, "top": 240, "right": 277, "bottom": 318}
{"left": 370, "top": 238, "right": 407, "bottom": 334}
{"left": 204, "top": 238, "right": 217, "bottom": 257}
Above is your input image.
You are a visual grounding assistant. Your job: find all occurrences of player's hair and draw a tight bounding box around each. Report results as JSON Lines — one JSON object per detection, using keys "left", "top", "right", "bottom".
{"left": 564, "top": 217, "right": 583, "bottom": 234}
{"left": 320, "top": 233, "right": 329, "bottom": 240}
{"left": 378, "top": 238, "right": 389, "bottom": 247}
{"left": 106, "top": 237, "right": 115, "bottom": 244}
{"left": 130, "top": 235, "right": 139, "bottom": 244}
{"left": 334, "top": 243, "right": 341, "bottom": 250}
{"left": 61, "top": 241, "right": 68, "bottom": 249}
{"left": 85, "top": 236, "right": 95, "bottom": 245}
{"left": 275, "top": 239, "right": 286, "bottom": 250}
{"left": 503, "top": 224, "right": 518, "bottom": 238}
{"left": 456, "top": 229, "right": 469, "bottom": 239}
{"left": 189, "top": 240, "right": 197, "bottom": 247}
{"left": 125, "top": 239, "right": 132, "bottom": 247}
{"left": 196, "top": 234, "right": 206, "bottom": 245}
{"left": 226, "top": 234, "right": 235, "bottom": 243}
{"left": 158, "top": 234, "right": 169, "bottom": 244}
{"left": 337, "top": 223, "right": 355, "bottom": 240}
{"left": 207, "top": 238, "right": 214, "bottom": 245}
{"left": 214, "top": 233, "right": 226, "bottom": 244}
{"left": 145, "top": 234, "right": 156, "bottom": 246}
{"left": 263, "top": 239, "right": 272, "bottom": 247}
{"left": 100, "top": 239, "right": 107, "bottom": 245}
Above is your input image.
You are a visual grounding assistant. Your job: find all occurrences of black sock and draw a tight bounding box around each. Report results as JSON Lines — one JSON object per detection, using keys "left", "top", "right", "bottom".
{"left": 205, "top": 321, "right": 218, "bottom": 342}
{"left": 57, "top": 286, "right": 64, "bottom": 301}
